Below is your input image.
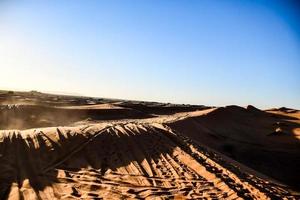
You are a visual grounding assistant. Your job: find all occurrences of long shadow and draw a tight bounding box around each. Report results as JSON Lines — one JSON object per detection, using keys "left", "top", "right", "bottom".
{"left": 168, "top": 105, "right": 300, "bottom": 191}
{"left": 0, "top": 125, "right": 179, "bottom": 199}
{"left": 0, "top": 120, "right": 298, "bottom": 199}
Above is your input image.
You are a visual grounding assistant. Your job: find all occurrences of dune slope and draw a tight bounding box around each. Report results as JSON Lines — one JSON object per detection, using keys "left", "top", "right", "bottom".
{"left": 0, "top": 122, "right": 296, "bottom": 199}
{"left": 168, "top": 105, "right": 300, "bottom": 191}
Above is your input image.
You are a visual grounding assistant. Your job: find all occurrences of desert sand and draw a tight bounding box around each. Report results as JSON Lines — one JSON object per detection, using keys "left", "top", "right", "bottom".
{"left": 0, "top": 91, "right": 299, "bottom": 199}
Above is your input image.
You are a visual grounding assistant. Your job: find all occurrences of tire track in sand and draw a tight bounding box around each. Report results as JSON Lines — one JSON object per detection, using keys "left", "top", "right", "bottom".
{"left": 0, "top": 122, "right": 297, "bottom": 199}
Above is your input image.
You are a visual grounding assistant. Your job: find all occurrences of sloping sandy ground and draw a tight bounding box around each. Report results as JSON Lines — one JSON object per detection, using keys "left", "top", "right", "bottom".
{"left": 0, "top": 121, "right": 297, "bottom": 199}
{"left": 0, "top": 91, "right": 299, "bottom": 199}
{"left": 168, "top": 106, "right": 300, "bottom": 192}
{"left": 0, "top": 91, "right": 207, "bottom": 130}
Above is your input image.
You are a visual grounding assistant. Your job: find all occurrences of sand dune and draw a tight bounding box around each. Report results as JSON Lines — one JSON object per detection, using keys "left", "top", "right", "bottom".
{"left": 0, "top": 91, "right": 299, "bottom": 199}
{"left": 0, "top": 91, "right": 206, "bottom": 130}
{"left": 169, "top": 105, "right": 300, "bottom": 191}
{"left": 0, "top": 122, "right": 296, "bottom": 199}
{"left": 0, "top": 104, "right": 152, "bottom": 130}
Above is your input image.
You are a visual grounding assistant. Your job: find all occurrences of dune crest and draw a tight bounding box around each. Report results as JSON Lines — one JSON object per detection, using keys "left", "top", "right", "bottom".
{"left": 0, "top": 91, "right": 299, "bottom": 199}
{"left": 0, "top": 122, "right": 296, "bottom": 199}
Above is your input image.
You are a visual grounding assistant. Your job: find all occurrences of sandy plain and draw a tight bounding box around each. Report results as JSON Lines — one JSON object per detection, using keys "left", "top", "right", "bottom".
{"left": 0, "top": 91, "right": 299, "bottom": 199}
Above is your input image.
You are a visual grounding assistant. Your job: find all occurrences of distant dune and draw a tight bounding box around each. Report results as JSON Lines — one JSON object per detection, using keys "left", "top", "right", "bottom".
{"left": 169, "top": 105, "right": 300, "bottom": 191}
{"left": 0, "top": 91, "right": 299, "bottom": 199}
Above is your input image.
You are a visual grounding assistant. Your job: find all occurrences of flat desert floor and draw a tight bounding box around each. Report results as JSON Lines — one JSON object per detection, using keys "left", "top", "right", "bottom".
{"left": 0, "top": 91, "right": 299, "bottom": 199}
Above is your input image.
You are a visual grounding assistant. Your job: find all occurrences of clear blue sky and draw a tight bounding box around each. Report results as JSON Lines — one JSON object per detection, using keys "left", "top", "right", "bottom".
{"left": 0, "top": 0, "right": 299, "bottom": 108}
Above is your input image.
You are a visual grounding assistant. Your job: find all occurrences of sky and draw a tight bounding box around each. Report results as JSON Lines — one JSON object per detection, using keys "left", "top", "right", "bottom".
{"left": 0, "top": 0, "right": 299, "bottom": 109}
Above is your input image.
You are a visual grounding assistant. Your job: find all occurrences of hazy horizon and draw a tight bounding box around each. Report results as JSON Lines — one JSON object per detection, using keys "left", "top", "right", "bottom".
{"left": 1, "top": 0, "right": 299, "bottom": 109}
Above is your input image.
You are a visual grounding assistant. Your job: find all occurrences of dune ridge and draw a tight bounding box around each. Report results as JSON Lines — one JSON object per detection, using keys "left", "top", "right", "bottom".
{"left": 0, "top": 91, "right": 299, "bottom": 199}
{"left": 0, "top": 121, "right": 297, "bottom": 199}
{"left": 168, "top": 105, "right": 300, "bottom": 191}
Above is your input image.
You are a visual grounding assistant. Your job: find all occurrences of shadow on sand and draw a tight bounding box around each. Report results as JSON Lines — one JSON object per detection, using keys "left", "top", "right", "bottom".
{"left": 0, "top": 124, "right": 180, "bottom": 198}
{"left": 169, "top": 105, "right": 300, "bottom": 191}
